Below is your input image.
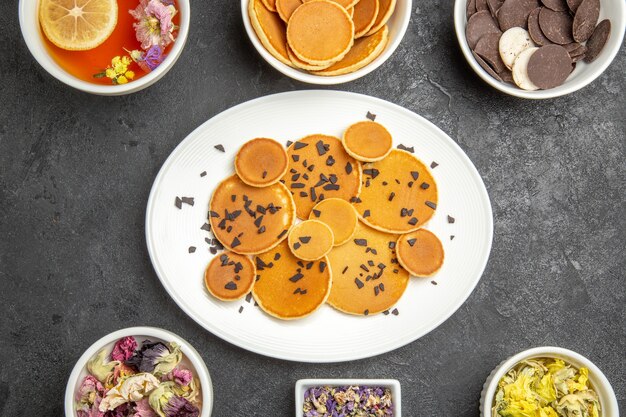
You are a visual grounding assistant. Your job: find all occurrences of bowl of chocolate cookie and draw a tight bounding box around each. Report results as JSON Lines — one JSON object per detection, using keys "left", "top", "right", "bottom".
{"left": 454, "top": 0, "right": 626, "bottom": 98}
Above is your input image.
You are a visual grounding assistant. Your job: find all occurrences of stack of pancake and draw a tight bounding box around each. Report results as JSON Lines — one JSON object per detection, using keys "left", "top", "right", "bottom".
{"left": 204, "top": 118, "right": 445, "bottom": 320}
{"left": 249, "top": 0, "right": 395, "bottom": 75}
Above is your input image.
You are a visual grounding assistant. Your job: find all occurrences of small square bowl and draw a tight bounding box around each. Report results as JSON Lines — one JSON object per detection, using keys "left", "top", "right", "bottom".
{"left": 295, "top": 379, "right": 401, "bottom": 416}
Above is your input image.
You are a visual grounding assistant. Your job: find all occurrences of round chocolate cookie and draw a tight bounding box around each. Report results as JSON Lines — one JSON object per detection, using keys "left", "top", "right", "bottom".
{"left": 528, "top": 7, "right": 553, "bottom": 46}
{"left": 466, "top": 10, "right": 501, "bottom": 49}
{"left": 497, "top": 0, "right": 540, "bottom": 31}
{"left": 583, "top": 19, "right": 611, "bottom": 63}
{"left": 572, "top": 0, "right": 600, "bottom": 43}
{"left": 538, "top": 8, "right": 574, "bottom": 44}
{"left": 527, "top": 44, "right": 573, "bottom": 89}
{"left": 475, "top": 32, "right": 507, "bottom": 73}
{"left": 541, "top": 0, "right": 568, "bottom": 12}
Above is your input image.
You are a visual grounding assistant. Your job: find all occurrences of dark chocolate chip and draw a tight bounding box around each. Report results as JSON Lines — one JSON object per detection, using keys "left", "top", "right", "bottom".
{"left": 397, "top": 144, "right": 415, "bottom": 153}
{"left": 231, "top": 237, "right": 241, "bottom": 248}
{"left": 201, "top": 223, "right": 211, "bottom": 231}
{"left": 188, "top": 246, "right": 196, "bottom": 253}
{"left": 430, "top": 162, "right": 439, "bottom": 169}
{"left": 312, "top": 209, "right": 321, "bottom": 218}
{"left": 366, "top": 111, "right": 376, "bottom": 121}
{"left": 345, "top": 162, "right": 353, "bottom": 174}
{"left": 407, "top": 238, "right": 417, "bottom": 247}
{"left": 319, "top": 262, "right": 327, "bottom": 273}
{"left": 238, "top": 306, "right": 244, "bottom": 313}
{"left": 363, "top": 168, "right": 380, "bottom": 179}
{"left": 299, "top": 236, "right": 311, "bottom": 244}
{"left": 315, "top": 140, "right": 327, "bottom": 156}
{"left": 425, "top": 201, "right": 437, "bottom": 210}
{"left": 200, "top": 171, "right": 207, "bottom": 177}
{"left": 363, "top": 210, "right": 371, "bottom": 218}
{"left": 214, "top": 144, "right": 225, "bottom": 152}
{"left": 392, "top": 308, "right": 399, "bottom": 316}
{"left": 257, "top": 226, "right": 266, "bottom": 234}
{"left": 293, "top": 242, "right": 301, "bottom": 250}
{"left": 326, "top": 156, "right": 335, "bottom": 166}
{"left": 294, "top": 142, "right": 308, "bottom": 150}
{"left": 364, "top": 309, "right": 369, "bottom": 316}
{"left": 292, "top": 155, "right": 300, "bottom": 162}
{"left": 354, "top": 239, "right": 368, "bottom": 246}
{"left": 408, "top": 217, "right": 418, "bottom": 225}
{"left": 355, "top": 278, "right": 364, "bottom": 289}
{"left": 175, "top": 197, "right": 182, "bottom": 209}
{"left": 389, "top": 192, "right": 395, "bottom": 201}
{"left": 225, "top": 281, "right": 237, "bottom": 290}
{"left": 289, "top": 273, "right": 304, "bottom": 282}
{"left": 420, "top": 182, "right": 430, "bottom": 189}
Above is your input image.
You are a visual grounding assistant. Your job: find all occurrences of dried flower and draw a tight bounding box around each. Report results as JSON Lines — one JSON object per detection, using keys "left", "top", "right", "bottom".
{"left": 164, "top": 368, "right": 193, "bottom": 387}
{"left": 130, "top": 0, "right": 178, "bottom": 50}
{"left": 132, "top": 399, "right": 158, "bottom": 417}
{"left": 112, "top": 337, "right": 138, "bottom": 361}
{"left": 127, "top": 46, "right": 165, "bottom": 73}
{"left": 76, "top": 375, "right": 106, "bottom": 417}
{"left": 94, "top": 56, "right": 136, "bottom": 85}
{"left": 303, "top": 386, "right": 394, "bottom": 417}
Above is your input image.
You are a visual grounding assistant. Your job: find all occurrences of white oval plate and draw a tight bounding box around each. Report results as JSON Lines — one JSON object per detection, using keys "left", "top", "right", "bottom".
{"left": 146, "top": 90, "right": 493, "bottom": 363}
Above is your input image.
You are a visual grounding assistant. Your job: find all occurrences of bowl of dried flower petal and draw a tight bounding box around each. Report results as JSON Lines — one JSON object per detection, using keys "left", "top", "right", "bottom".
{"left": 64, "top": 326, "right": 213, "bottom": 417}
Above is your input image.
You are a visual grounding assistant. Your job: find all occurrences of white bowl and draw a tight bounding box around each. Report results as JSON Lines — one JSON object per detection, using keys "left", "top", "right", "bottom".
{"left": 454, "top": 0, "right": 626, "bottom": 99}
{"left": 18, "top": 0, "right": 190, "bottom": 95}
{"left": 295, "top": 379, "right": 402, "bottom": 416}
{"left": 480, "top": 346, "right": 619, "bottom": 417}
{"left": 241, "top": 0, "right": 412, "bottom": 84}
{"left": 64, "top": 326, "right": 213, "bottom": 417}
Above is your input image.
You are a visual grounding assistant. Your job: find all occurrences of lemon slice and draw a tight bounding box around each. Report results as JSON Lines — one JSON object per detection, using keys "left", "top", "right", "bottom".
{"left": 39, "top": 0, "right": 118, "bottom": 51}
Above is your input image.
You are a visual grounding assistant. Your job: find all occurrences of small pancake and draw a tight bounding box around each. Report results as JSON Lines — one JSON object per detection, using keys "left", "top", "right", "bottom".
{"left": 353, "top": 149, "right": 438, "bottom": 234}
{"left": 304, "top": 0, "right": 359, "bottom": 8}
{"left": 395, "top": 229, "right": 444, "bottom": 277}
{"left": 262, "top": 0, "right": 277, "bottom": 11}
{"left": 312, "top": 25, "right": 389, "bottom": 76}
{"left": 288, "top": 220, "right": 334, "bottom": 260}
{"left": 287, "top": 44, "right": 333, "bottom": 70}
{"left": 249, "top": 0, "right": 294, "bottom": 67}
{"left": 209, "top": 175, "right": 296, "bottom": 255}
{"left": 276, "top": 0, "right": 302, "bottom": 22}
{"left": 366, "top": 0, "right": 396, "bottom": 36}
{"left": 342, "top": 120, "right": 393, "bottom": 162}
{"left": 253, "top": 240, "right": 331, "bottom": 319}
{"left": 235, "top": 138, "right": 289, "bottom": 187}
{"left": 327, "top": 222, "right": 410, "bottom": 315}
{"left": 204, "top": 252, "right": 256, "bottom": 301}
{"left": 282, "top": 134, "right": 362, "bottom": 219}
{"left": 287, "top": 0, "right": 355, "bottom": 66}
{"left": 353, "top": 0, "right": 378, "bottom": 38}
{"left": 309, "top": 198, "right": 358, "bottom": 246}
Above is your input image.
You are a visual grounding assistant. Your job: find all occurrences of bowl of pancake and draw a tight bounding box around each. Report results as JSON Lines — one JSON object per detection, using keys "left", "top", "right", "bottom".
{"left": 242, "top": 0, "right": 412, "bottom": 84}
{"left": 203, "top": 117, "right": 446, "bottom": 320}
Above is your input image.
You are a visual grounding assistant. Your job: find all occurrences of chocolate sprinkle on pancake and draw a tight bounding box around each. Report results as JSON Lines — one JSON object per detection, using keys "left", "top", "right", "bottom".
{"left": 210, "top": 175, "right": 295, "bottom": 255}
{"left": 583, "top": 19, "right": 610, "bottom": 63}
{"left": 355, "top": 150, "right": 438, "bottom": 233}
{"left": 572, "top": 0, "right": 600, "bottom": 42}
{"left": 253, "top": 240, "right": 331, "bottom": 320}
{"left": 309, "top": 198, "right": 359, "bottom": 246}
{"left": 235, "top": 138, "right": 289, "bottom": 187}
{"left": 283, "top": 135, "right": 362, "bottom": 219}
{"left": 204, "top": 251, "right": 256, "bottom": 301}
{"left": 467, "top": 10, "right": 502, "bottom": 49}
{"left": 328, "top": 222, "right": 409, "bottom": 315}
{"left": 527, "top": 44, "right": 573, "bottom": 89}
{"left": 396, "top": 229, "right": 444, "bottom": 277}
{"left": 288, "top": 219, "right": 334, "bottom": 260}
{"left": 538, "top": 8, "right": 574, "bottom": 44}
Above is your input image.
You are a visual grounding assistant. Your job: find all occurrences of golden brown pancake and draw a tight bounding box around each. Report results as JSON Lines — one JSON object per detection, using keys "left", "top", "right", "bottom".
{"left": 209, "top": 175, "right": 296, "bottom": 255}
{"left": 249, "top": 0, "right": 294, "bottom": 67}
{"left": 288, "top": 220, "right": 334, "bottom": 260}
{"left": 366, "top": 0, "right": 395, "bottom": 35}
{"left": 262, "top": 0, "right": 277, "bottom": 12}
{"left": 204, "top": 251, "right": 256, "bottom": 301}
{"left": 287, "top": 44, "right": 333, "bottom": 70}
{"left": 304, "top": 0, "right": 360, "bottom": 8}
{"left": 287, "top": 0, "right": 355, "bottom": 65}
{"left": 327, "top": 222, "right": 409, "bottom": 315}
{"left": 282, "top": 134, "right": 362, "bottom": 219}
{"left": 396, "top": 229, "right": 444, "bottom": 277}
{"left": 253, "top": 240, "right": 332, "bottom": 319}
{"left": 312, "top": 26, "right": 388, "bottom": 76}
{"left": 276, "top": 0, "right": 302, "bottom": 22}
{"left": 309, "top": 198, "right": 358, "bottom": 246}
{"left": 346, "top": 6, "right": 354, "bottom": 17}
{"left": 235, "top": 138, "right": 289, "bottom": 187}
{"left": 353, "top": 149, "right": 438, "bottom": 233}
{"left": 342, "top": 120, "right": 393, "bottom": 162}
{"left": 353, "top": 0, "right": 378, "bottom": 38}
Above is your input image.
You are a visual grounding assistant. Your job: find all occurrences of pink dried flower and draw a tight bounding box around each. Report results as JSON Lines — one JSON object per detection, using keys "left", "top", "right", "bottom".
{"left": 111, "top": 336, "right": 138, "bottom": 361}
{"left": 165, "top": 368, "right": 193, "bottom": 386}
{"left": 130, "top": 0, "right": 177, "bottom": 50}
{"left": 133, "top": 399, "right": 158, "bottom": 417}
{"left": 76, "top": 375, "right": 105, "bottom": 417}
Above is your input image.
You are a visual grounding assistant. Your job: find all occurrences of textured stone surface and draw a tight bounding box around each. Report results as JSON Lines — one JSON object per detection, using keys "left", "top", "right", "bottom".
{"left": 1, "top": 0, "right": 625, "bottom": 416}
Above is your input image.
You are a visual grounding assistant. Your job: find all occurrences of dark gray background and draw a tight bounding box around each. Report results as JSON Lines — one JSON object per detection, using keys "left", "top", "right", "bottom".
{"left": 1, "top": 0, "right": 624, "bottom": 415}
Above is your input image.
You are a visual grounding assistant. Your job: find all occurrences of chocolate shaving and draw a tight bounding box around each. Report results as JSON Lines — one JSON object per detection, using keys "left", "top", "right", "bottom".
{"left": 408, "top": 238, "right": 417, "bottom": 247}
{"left": 448, "top": 215, "right": 455, "bottom": 224}
{"left": 388, "top": 242, "right": 396, "bottom": 249}
{"left": 231, "top": 237, "right": 241, "bottom": 248}
{"left": 364, "top": 309, "right": 369, "bottom": 316}
{"left": 286, "top": 140, "right": 293, "bottom": 147}
{"left": 292, "top": 155, "right": 300, "bottom": 162}
{"left": 425, "top": 201, "right": 437, "bottom": 210}
{"left": 363, "top": 168, "right": 380, "bottom": 179}
{"left": 214, "top": 144, "right": 225, "bottom": 152}
{"left": 188, "top": 246, "right": 196, "bottom": 253}
{"left": 408, "top": 217, "right": 418, "bottom": 225}
{"left": 289, "top": 272, "right": 304, "bottom": 282}
{"left": 262, "top": 171, "right": 267, "bottom": 179}
{"left": 315, "top": 140, "right": 327, "bottom": 156}
{"left": 257, "top": 226, "right": 266, "bottom": 234}
{"left": 294, "top": 142, "right": 308, "bottom": 150}
{"left": 299, "top": 236, "right": 311, "bottom": 244}
{"left": 312, "top": 209, "right": 321, "bottom": 217}
{"left": 430, "top": 161, "right": 439, "bottom": 169}
{"left": 363, "top": 210, "right": 371, "bottom": 218}
{"left": 342, "top": 266, "right": 348, "bottom": 274}
{"left": 291, "top": 183, "right": 305, "bottom": 189}
{"left": 326, "top": 156, "right": 335, "bottom": 166}
{"left": 366, "top": 111, "right": 376, "bottom": 121}
{"left": 388, "top": 192, "right": 395, "bottom": 201}
{"left": 383, "top": 310, "right": 390, "bottom": 315}
{"left": 174, "top": 197, "right": 182, "bottom": 209}
{"left": 201, "top": 223, "right": 211, "bottom": 231}
{"left": 391, "top": 308, "right": 399, "bottom": 316}
{"left": 420, "top": 182, "right": 430, "bottom": 189}
{"left": 254, "top": 216, "right": 264, "bottom": 227}
{"left": 323, "top": 184, "right": 340, "bottom": 191}
{"left": 397, "top": 144, "right": 415, "bottom": 153}
{"left": 319, "top": 262, "right": 327, "bottom": 273}
{"left": 293, "top": 242, "right": 301, "bottom": 250}
{"left": 310, "top": 187, "right": 317, "bottom": 202}
{"left": 374, "top": 286, "right": 380, "bottom": 296}
{"left": 355, "top": 278, "right": 364, "bottom": 289}
{"left": 238, "top": 306, "right": 244, "bottom": 313}
{"left": 451, "top": 235, "right": 455, "bottom": 240}
{"left": 200, "top": 171, "right": 207, "bottom": 177}
{"left": 278, "top": 229, "right": 288, "bottom": 239}
{"left": 246, "top": 293, "right": 253, "bottom": 303}
{"left": 224, "top": 281, "right": 237, "bottom": 290}
{"left": 345, "top": 162, "right": 353, "bottom": 175}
